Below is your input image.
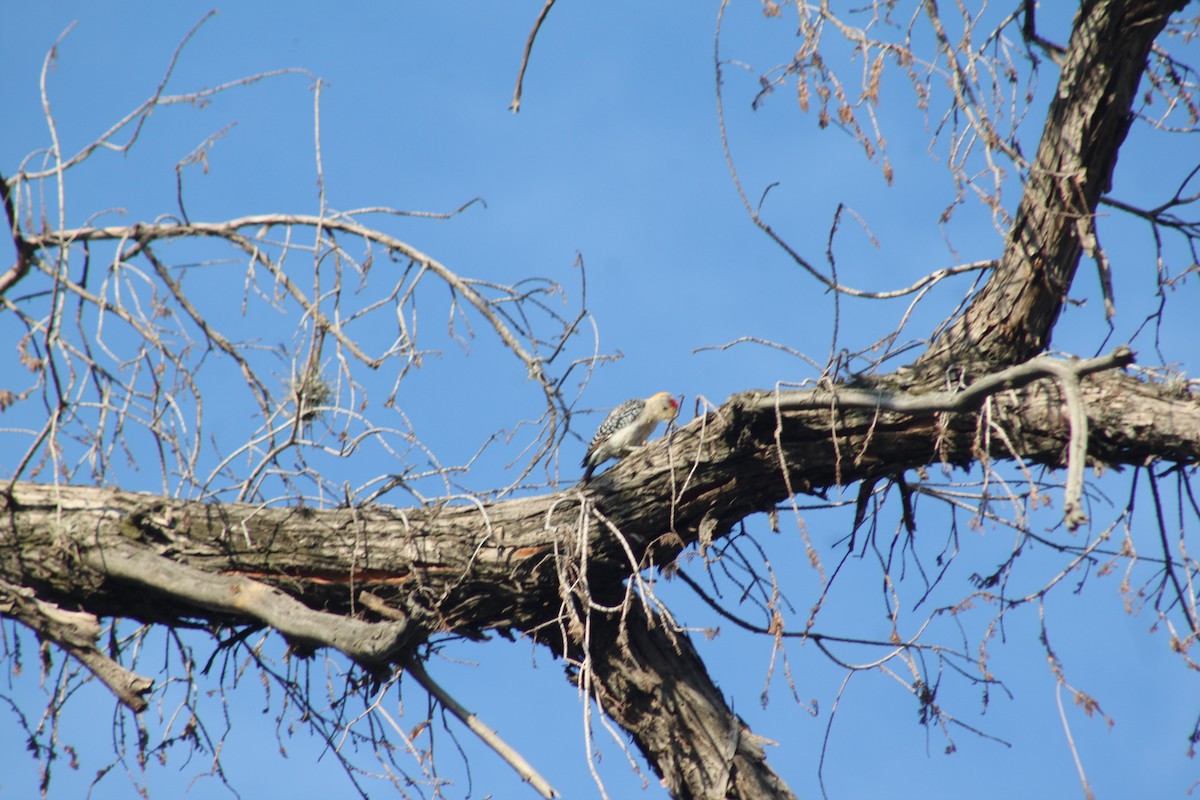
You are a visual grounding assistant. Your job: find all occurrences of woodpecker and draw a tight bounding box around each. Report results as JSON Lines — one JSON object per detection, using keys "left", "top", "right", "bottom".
{"left": 581, "top": 392, "right": 680, "bottom": 480}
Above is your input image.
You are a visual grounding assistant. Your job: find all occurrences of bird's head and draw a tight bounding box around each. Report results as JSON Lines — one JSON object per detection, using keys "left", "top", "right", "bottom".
{"left": 648, "top": 391, "right": 680, "bottom": 421}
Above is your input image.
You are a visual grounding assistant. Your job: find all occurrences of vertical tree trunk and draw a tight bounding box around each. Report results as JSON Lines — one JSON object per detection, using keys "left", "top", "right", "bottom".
{"left": 576, "top": 601, "right": 796, "bottom": 800}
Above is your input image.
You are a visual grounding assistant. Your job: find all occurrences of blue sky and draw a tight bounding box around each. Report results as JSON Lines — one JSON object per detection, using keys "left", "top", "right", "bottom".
{"left": 1, "top": 2, "right": 1198, "bottom": 798}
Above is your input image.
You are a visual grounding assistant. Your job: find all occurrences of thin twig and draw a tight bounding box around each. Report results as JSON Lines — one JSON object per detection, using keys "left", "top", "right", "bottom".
{"left": 510, "top": 0, "right": 559, "bottom": 113}
{"left": 406, "top": 658, "right": 560, "bottom": 799}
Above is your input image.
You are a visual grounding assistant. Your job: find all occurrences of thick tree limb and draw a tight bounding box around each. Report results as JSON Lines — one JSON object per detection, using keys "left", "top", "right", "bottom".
{"left": 920, "top": 0, "right": 1190, "bottom": 370}
{"left": 578, "top": 600, "right": 795, "bottom": 800}
{"left": 0, "top": 348, "right": 1194, "bottom": 798}
{"left": 753, "top": 348, "right": 1134, "bottom": 530}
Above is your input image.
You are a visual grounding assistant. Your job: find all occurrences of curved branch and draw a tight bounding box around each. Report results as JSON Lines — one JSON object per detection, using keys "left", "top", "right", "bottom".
{"left": 510, "top": 0, "right": 559, "bottom": 113}
{"left": 81, "top": 540, "right": 416, "bottom": 664}
{"left": 27, "top": 214, "right": 554, "bottom": 401}
{"left": 0, "top": 171, "right": 37, "bottom": 296}
{"left": 408, "top": 657, "right": 560, "bottom": 799}
{"left": 751, "top": 347, "right": 1133, "bottom": 414}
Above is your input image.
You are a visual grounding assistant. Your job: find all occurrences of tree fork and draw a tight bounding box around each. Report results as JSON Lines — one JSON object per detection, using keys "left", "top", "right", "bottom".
{"left": 1, "top": 350, "right": 1196, "bottom": 799}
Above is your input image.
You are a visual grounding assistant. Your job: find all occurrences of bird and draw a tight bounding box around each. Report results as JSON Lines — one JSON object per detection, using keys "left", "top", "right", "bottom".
{"left": 581, "top": 392, "right": 680, "bottom": 480}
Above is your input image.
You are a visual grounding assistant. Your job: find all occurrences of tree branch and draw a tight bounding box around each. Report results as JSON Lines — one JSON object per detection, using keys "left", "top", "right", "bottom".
{"left": 411, "top": 657, "right": 560, "bottom": 799}
{"left": 0, "top": 348, "right": 1195, "bottom": 797}
{"left": 577, "top": 599, "right": 795, "bottom": 800}
{"left": 921, "top": 0, "right": 1190, "bottom": 370}
{"left": 749, "top": 347, "right": 1133, "bottom": 414}
{"left": 80, "top": 540, "right": 416, "bottom": 664}
{"left": 359, "top": 591, "right": 561, "bottom": 799}
{"left": 510, "top": 0, "right": 558, "bottom": 113}
{"left": 0, "top": 171, "right": 38, "bottom": 297}
{"left": 748, "top": 348, "right": 1133, "bottom": 531}
{"left": 0, "top": 579, "right": 153, "bottom": 712}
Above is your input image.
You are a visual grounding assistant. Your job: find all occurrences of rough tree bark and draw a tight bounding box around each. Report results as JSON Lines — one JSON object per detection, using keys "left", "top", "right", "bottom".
{"left": 3, "top": 357, "right": 1199, "bottom": 797}
{"left": 1, "top": 2, "right": 1196, "bottom": 799}
{"left": 919, "top": 0, "right": 1190, "bottom": 372}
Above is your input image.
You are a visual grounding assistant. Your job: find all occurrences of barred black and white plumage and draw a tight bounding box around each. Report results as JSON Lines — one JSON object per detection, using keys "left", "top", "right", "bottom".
{"left": 582, "top": 392, "right": 679, "bottom": 480}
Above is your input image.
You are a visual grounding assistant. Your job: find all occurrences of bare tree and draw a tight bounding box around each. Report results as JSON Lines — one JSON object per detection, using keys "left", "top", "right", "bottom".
{"left": 3, "top": 2, "right": 1200, "bottom": 799}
